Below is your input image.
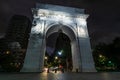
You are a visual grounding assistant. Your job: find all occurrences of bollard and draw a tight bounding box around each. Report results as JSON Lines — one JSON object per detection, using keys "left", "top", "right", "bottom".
{"left": 55, "top": 69, "right": 57, "bottom": 73}
{"left": 47, "top": 68, "right": 49, "bottom": 73}
{"left": 76, "top": 68, "right": 78, "bottom": 73}
{"left": 62, "top": 68, "right": 64, "bottom": 73}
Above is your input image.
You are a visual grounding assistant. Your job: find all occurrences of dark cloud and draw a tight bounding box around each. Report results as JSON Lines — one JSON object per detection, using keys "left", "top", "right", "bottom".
{"left": 0, "top": 0, "right": 120, "bottom": 46}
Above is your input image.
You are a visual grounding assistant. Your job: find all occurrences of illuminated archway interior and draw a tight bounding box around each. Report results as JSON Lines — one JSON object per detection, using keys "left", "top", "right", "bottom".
{"left": 45, "top": 32, "right": 73, "bottom": 71}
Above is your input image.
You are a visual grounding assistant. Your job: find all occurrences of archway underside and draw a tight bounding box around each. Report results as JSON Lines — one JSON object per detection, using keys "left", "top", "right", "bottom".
{"left": 45, "top": 32, "right": 73, "bottom": 72}
{"left": 45, "top": 24, "right": 81, "bottom": 72}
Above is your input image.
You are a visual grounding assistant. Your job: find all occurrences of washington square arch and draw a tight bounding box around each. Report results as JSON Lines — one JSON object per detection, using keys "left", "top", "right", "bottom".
{"left": 21, "top": 3, "right": 96, "bottom": 72}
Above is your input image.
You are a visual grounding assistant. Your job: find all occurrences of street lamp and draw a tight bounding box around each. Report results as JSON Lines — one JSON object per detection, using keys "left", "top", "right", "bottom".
{"left": 45, "top": 56, "right": 48, "bottom": 60}
{"left": 44, "top": 56, "right": 48, "bottom": 67}
{"left": 58, "top": 51, "right": 62, "bottom": 55}
{"left": 55, "top": 56, "right": 58, "bottom": 60}
{"left": 6, "top": 51, "right": 10, "bottom": 54}
{"left": 58, "top": 50, "right": 63, "bottom": 56}
{"left": 99, "top": 54, "right": 102, "bottom": 58}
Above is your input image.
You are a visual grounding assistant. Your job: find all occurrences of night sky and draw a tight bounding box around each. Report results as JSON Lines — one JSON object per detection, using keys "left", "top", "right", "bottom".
{"left": 0, "top": 0, "right": 120, "bottom": 46}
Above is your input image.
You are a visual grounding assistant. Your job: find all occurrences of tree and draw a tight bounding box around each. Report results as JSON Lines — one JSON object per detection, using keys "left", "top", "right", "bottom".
{"left": 92, "top": 37, "right": 120, "bottom": 71}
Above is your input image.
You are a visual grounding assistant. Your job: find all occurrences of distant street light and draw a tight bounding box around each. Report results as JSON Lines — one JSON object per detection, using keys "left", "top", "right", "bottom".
{"left": 44, "top": 56, "right": 48, "bottom": 67}
{"left": 58, "top": 51, "right": 62, "bottom": 55}
{"left": 58, "top": 50, "right": 63, "bottom": 56}
{"left": 99, "top": 54, "right": 102, "bottom": 58}
{"left": 108, "top": 61, "right": 111, "bottom": 63}
{"left": 6, "top": 51, "right": 10, "bottom": 54}
{"left": 45, "top": 56, "right": 48, "bottom": 60}
{"left": 55, "top": 56, "right": 58, "bottom": 60}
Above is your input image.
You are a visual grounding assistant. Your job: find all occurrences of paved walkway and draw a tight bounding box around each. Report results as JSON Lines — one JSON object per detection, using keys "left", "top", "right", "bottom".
{"left": 0, "top": 72, "right": 120, "bottom": 80}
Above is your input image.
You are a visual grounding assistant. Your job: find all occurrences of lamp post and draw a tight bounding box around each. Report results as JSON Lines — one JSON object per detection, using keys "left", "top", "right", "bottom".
{"left": 44, "top": 56, "right": 48, "bottom": 67}
{"left": 57, "top": 50, "right": 62, "bottom": 65}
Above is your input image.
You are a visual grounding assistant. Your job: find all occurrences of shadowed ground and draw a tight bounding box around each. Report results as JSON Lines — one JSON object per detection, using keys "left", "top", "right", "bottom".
{"left": 0, "top": 72, "right": 120, "bottom": 80}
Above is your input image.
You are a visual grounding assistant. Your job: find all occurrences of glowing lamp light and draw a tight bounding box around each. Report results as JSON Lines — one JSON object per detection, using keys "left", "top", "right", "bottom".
{"left": 108, "top": 61, "right": 111, "bottom": 63}
{"left": 55, "top": 56, "right": 58, "bottom": 60}
{"left": 45, "top": 56, "right": 48, "bottom": 60}
{"left": 99, "top": 54, "right": 102, "bottom": 58}
{"left": 58, "top": 51, "right": 62, "bottom": 55}
{"left": 58, "top": 50, "right": 63, "bottom": 56}
{"left": 6, "top": 51, "right": 10, "bottom": 54}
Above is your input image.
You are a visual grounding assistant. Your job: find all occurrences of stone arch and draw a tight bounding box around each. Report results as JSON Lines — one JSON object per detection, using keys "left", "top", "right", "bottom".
{"left": 21, "top": 3, "right": 96, "bottom": 72}
{"left": 45, "top": 22, "right": 77, "bottom": 40}
{"left": 45, "top": 24, "right": 81, "bottom": 72}
{"left": 46, "top": 24, "right": 76, "bottom": 42}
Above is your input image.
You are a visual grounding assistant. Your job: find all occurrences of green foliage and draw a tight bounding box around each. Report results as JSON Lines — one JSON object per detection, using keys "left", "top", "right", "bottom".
{"left": 92, "top": 37, "right": 120, "bottom": 71}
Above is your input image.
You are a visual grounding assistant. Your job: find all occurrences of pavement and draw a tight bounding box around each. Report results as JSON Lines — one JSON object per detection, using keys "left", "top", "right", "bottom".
{"left": 0, "top": 71, "right": 120, "bottom": 80}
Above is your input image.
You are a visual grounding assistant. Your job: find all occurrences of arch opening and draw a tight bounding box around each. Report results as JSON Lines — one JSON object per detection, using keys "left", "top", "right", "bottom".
{"left": 46, "top": 24, "right": 76, "bottom": 42}
{"left": 45, "top": 32, "right": 73, "bottom": 72}
{"left": 43, "top": 24, "right": 81, "bottom": 72}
